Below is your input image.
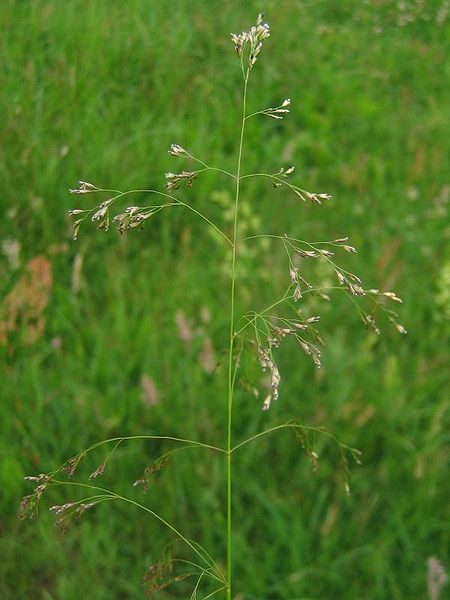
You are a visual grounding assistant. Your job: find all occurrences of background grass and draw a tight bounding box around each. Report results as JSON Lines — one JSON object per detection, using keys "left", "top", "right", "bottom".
{"left": 1, "top": 0, "right": 449, "bottom": 598}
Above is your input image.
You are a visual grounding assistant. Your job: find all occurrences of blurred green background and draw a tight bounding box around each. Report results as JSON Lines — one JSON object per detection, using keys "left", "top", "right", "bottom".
{"left": 1, "top": 1, "right": 449, "bottom": 598}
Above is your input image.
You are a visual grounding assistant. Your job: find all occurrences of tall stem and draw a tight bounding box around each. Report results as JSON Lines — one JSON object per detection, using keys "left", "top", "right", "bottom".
{"left": 226, "top": 67, "right": 249, "bottom": 600}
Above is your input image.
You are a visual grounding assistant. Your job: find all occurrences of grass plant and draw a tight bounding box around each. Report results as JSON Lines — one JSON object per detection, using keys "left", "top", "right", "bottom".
{"left": 19, "top": 13, "right": 409, "bottom": 600}
{"left": 1, "top": 2, "right": 449, "bottom": 599}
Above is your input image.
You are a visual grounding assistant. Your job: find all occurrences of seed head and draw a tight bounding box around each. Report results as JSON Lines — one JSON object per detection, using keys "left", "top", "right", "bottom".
{"left": 168, "top": 144, "right": 187, "bottom": 157}
{"left": 165, "top": 171, "right": 197, "bottom": 191}
{"left": 298, "top": 191, "right": 332, "bottom": 204}
{"left": 335, "top": 270, "right": 347, "bottom": 285}
{"left": 293, "top": 285, "right": 302, "bottom": 301}
{"left": 395, "top": 323, "right": 407, "bottom": 334}
{"left": 348, "top": 283, "right": 365, "bottom": 296}
{"left": 262, "top": 394, "right": 272, "bottom": 411}
{"left": 69, "top": 181, "right": 97, "bottom": 194}
{"left": 89, "top": 462, "right": 106, "bottom": 480}
{"left": 383, "top": 291, "right": 403, "bottom": 303}
{"left": 296, "top": 249, "right": 319, "bottom": 258}
{"left": 231, "top": 14, "right": 270, "bottom": 68}
{"left": 49, "top": 502, "right": 76, "bottom": 515}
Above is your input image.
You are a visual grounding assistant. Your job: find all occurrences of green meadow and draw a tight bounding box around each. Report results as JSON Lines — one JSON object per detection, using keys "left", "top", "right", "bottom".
{"left": 1, "top": 1, "right": 449, "bottom": 598}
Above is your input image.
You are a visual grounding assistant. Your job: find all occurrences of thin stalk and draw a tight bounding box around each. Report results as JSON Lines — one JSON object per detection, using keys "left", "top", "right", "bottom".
{"left": 52, "top": 480, "right": 222, "bottom": 578}
{"left": 82, "top": 188, "right": 232, "bottom": 246}
{"left": 205, "top": 586, "right": 228, "bottom": 599}
{"left": 226, "top": 65, "right": 249, "bottom": 600}
{"left": 182, "top": 152, "right": 236, "bottom": 180}
{"left": 127, "top": 189, "right": 233, "bottom": 247}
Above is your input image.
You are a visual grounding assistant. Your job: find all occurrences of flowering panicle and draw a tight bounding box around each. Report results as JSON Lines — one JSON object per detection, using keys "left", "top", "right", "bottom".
{"left": 256, "top": 311, "right": 325, "bottom": 409}
{"left": 114, "top": 207, "right": 155, "bottom": 234}
{"left": 362, "top": 313, "right": 381, "bottom": 335}
{"left": 258, "top": 345, "right": 281, "bottom": 411}
{"left": 279, "top": 165, "right": 295, "bottom": 176}
{"left": 371, "top": 290, "right": 403, "bottom": 303}
{"left": 268, "top": 170, "right": 332, "bottom": 203}
{"left": 24, "top": 14, "right": 407, "bottom": 599}
{"left": 141, "top": 547, "right": 189, "bottom": 597}
{"left": 168, "top": 144, "right": 188, "bottom": 157}
{"left": 165, "top": 171, "right": 197, "bottom": 191}
{"left": 49, "top": 502, "right": 77, "bottom": 515}
{"left": 63, "top": 453, "right": 85, "bottom": 478}
{"left": 133, "top": 456, "right": 171, "bottom": 494}
{"left": 231, "top": 13, "right": 270, "bottom": 69}
{"left": 289, "top": 265, "right": 312, "bottom": 302}
{"left": 19, "top": 475, "right": 51, "bottom": 520}
{"left": 261, "top": 98, "right": 291, "bottom": 120}
{"left": 69, "top": 180, "right": 98, "bottom": 194}
{"left": 272, "top": 164, "right": 295, "bottom": 188}
{"left": 91, "top": 198, "right": 114, "bottom": 232}
{"left": 294, "top": 190, "right": 332, "bottom": 204}
{"left": 89, "top": 462, "right": 106, "bottom": 480}
{"left": 50, "top": 501, "right": 98, "bottom": 534}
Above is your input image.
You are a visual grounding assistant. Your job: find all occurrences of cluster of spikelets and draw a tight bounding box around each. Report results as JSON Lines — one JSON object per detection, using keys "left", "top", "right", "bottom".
{"left": 252, "top": 227, "right": 406, "bottom": 410}
{"left": 231, "top": 12, "right": 270, "bottom": 69}
{"left": 67, "top": 10, "right": 406, "bottom": 412}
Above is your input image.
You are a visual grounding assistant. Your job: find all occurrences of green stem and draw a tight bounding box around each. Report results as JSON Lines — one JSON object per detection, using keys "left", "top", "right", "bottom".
{"left": 131, "top": 190, "right": 233, "bottom": 246}
{"left": 226, "top": 66, "right": 249, "bottom": 600}
{"left": 239, "top": 172, "right": 311, "bottom": 195}
{"left": 230, "top": 422, "right": 360, "bottom": 459}
{"left": 52, "top": 480, "right": 222, "bottom": 578}
{"left": 182, "top": 152, "right": 236, "bottom": 180}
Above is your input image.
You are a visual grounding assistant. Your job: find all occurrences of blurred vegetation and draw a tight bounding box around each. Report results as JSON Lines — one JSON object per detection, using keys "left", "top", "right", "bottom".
{"left": 1, "top": 0, "right": 449, "bottom": 598}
